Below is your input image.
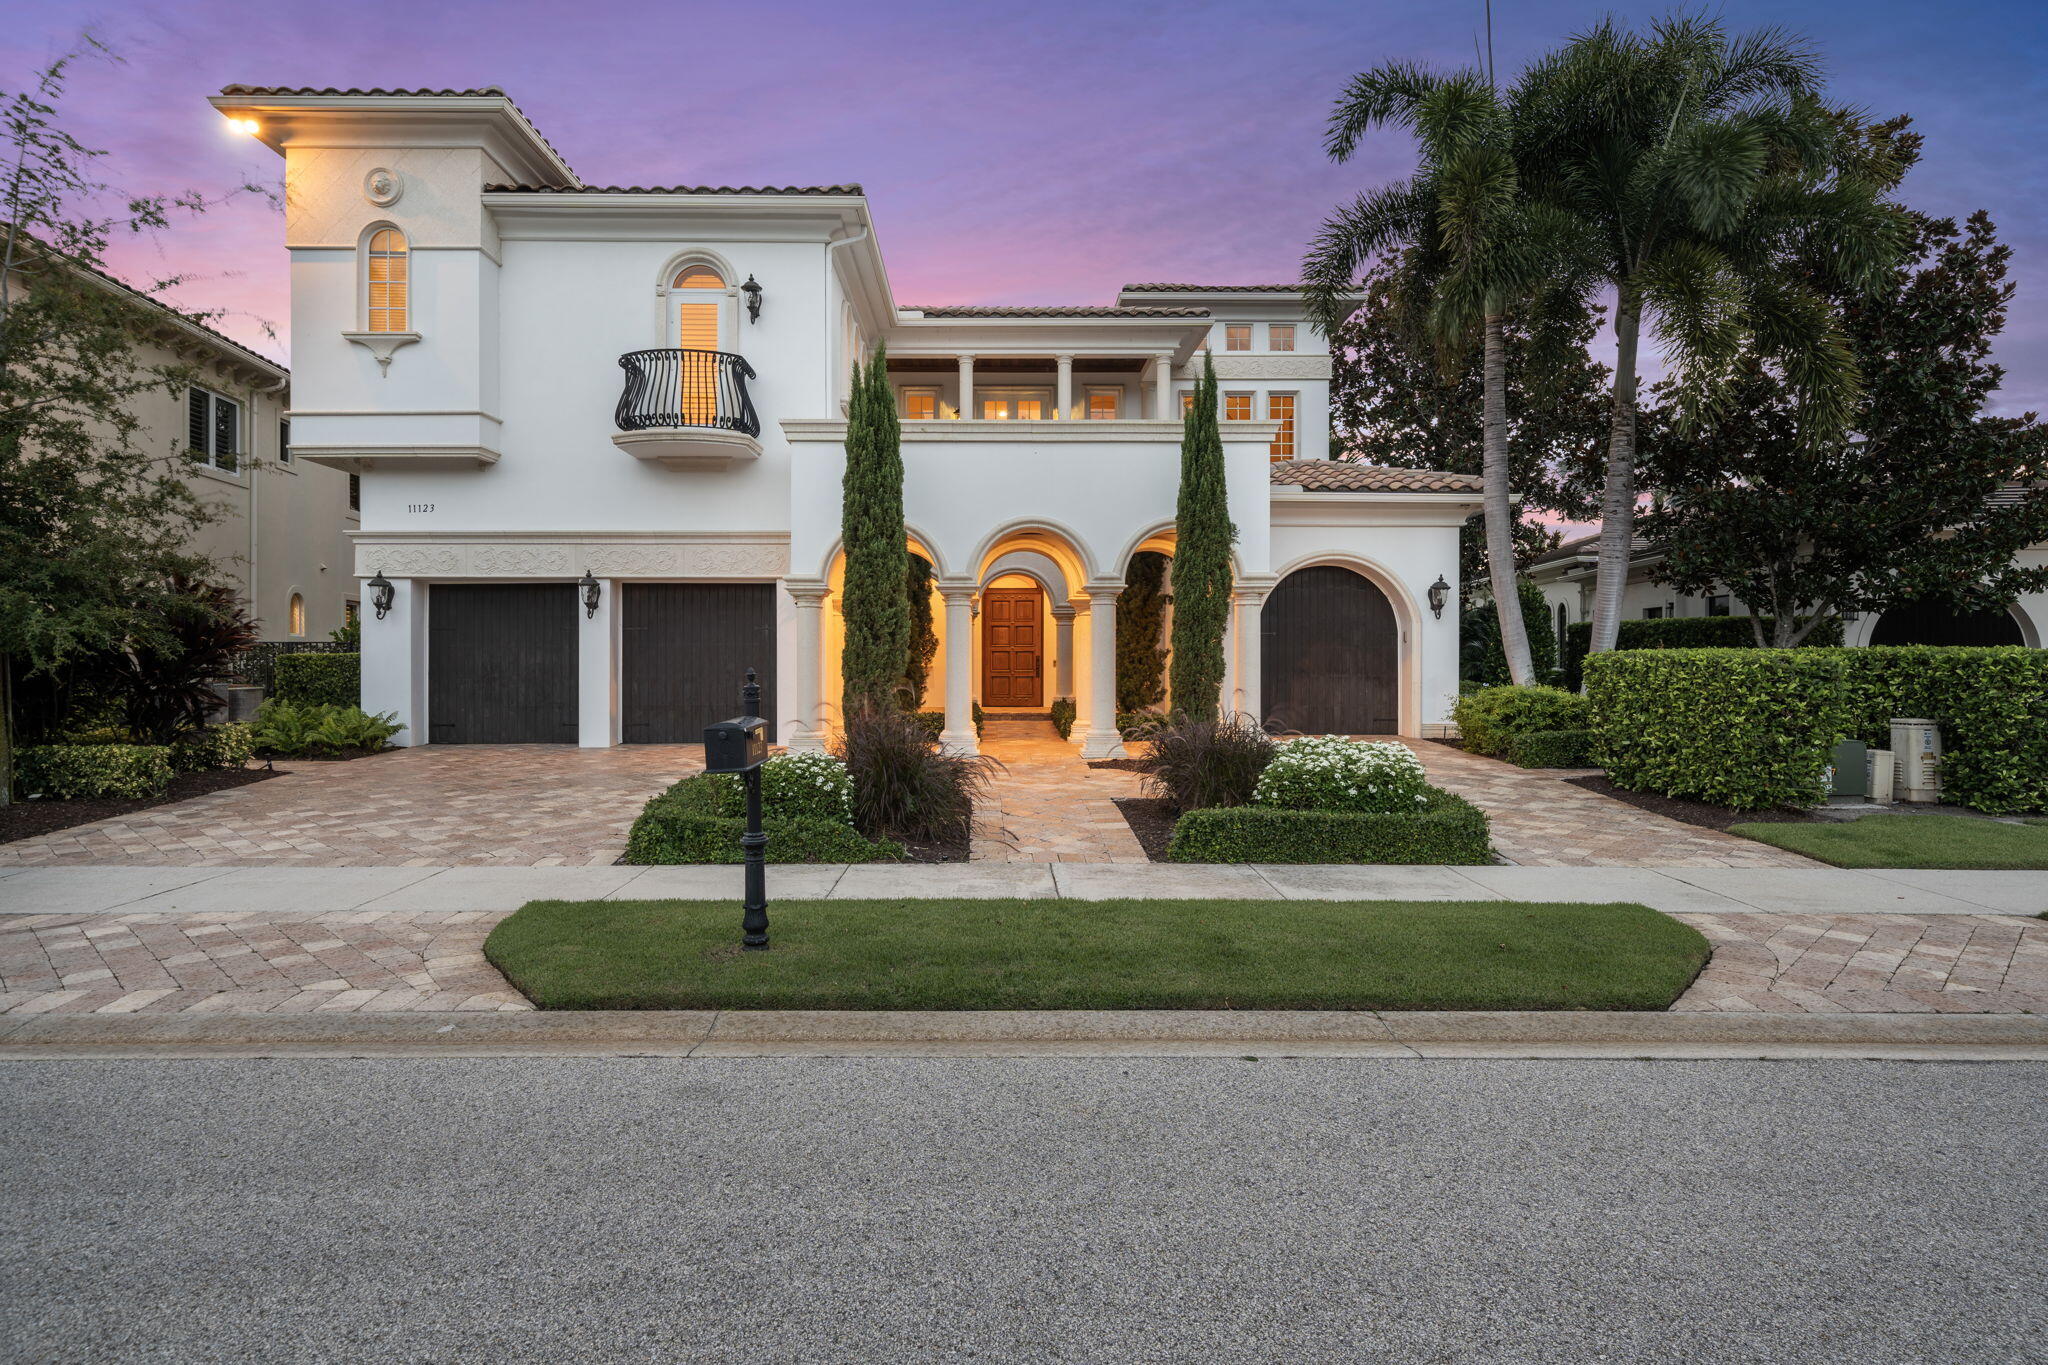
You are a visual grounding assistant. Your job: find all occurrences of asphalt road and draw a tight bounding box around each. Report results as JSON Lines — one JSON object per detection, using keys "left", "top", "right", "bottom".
{"left": 4, "top": 1057, "right": 2043, "bottom": 1364}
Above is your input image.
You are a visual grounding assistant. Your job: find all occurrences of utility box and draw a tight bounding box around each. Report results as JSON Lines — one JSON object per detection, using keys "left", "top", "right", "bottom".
{"left": 1890, "top": 719, "right": 1942, "bottom": 802}
{"left": 1867, "top": 749, "right": 1896, "bottom": 805}
{"left": 1827, "top": 739, "right": 1869, "bottom": 801}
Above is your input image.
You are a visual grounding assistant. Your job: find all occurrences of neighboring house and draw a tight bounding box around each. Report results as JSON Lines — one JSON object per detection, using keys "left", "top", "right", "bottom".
{"left": 1529, "top": 520, "right": 2048, "bottom": 650}
{"left": 66, "top": 258, "right": 362, "bottom": 642}
{"left": 210, "top": 86, "right": 1481, "bottom": 752}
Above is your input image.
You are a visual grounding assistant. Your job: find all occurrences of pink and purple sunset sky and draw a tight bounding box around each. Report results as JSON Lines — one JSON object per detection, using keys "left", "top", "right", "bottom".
{"left": 7, "top": 0, "right": 2045, "bottom": 415}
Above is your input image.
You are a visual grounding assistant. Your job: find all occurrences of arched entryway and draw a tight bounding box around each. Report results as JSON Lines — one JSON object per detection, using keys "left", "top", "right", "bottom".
{"left": 1868, "top": 599, "right": 2027, "bottom": 647}
{"left": 1261, "top": 565, "right": 1399, "bottom": 734}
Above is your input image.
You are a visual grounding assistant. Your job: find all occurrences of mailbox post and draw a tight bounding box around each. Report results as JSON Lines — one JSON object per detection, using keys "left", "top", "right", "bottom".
{"left": 703, "top": 670, "right": 771, "bottom": 950}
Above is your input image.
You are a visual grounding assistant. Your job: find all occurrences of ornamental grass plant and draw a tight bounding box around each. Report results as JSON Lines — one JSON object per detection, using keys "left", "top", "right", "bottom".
{"left": 835, "top": 703, "right": 1000, "bottom": 844}
{"left": 1141, "top": 712, "right": 1274, "bottom": 810}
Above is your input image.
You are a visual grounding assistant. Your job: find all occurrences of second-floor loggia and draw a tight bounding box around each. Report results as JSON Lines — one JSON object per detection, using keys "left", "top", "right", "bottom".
{"left": 613, "top": 346, "right": 762, "bottom": 470}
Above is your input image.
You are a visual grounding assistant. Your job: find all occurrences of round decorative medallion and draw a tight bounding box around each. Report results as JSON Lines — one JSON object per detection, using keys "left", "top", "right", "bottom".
{"left": 364, "top": 167, "right": 403, "bottom": 207}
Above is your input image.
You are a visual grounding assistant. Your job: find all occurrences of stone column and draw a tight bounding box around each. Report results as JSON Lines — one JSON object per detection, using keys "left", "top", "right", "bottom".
{"left": 1079, "top": 582, "right": 1126, "bottom": 757}
{"left": 785, "top": 580, "right": 829, "bottom": 752}
{"left": 1055, "top": 353, "right": 1074, "bottom": 419}
{"left": 1050, "top": 602, "right": 1077, "bottom": 699}
{"left": 1152, "top": 353, "right": 1173, "bottom": 418}
{"left": 938, "top": 581, "right": 979, "bottom": 754}
{"left": 1230, "top": 588, "right": 1269, "bottom": 724}
{"left": 957, "top": 354, "right": 975, "bottom": 420}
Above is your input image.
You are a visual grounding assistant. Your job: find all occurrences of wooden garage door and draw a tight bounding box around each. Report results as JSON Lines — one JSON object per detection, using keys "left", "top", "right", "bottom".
{"left": 1260, "top": 566, "right": 1399, "bottom": 735}
{"left": 428, "top": 584, "right": 579, "bottom": 744}
{"left": 622, "top": 584, "right": 776, "bottom": 744}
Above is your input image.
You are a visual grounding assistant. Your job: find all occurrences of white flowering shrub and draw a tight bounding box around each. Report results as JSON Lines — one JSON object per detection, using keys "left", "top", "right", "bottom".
{"left": 1251, "top": 736, "right": 1431, "bottom": 814}
{"left": 709, "top": 752, "right": 855, "bottom": 826}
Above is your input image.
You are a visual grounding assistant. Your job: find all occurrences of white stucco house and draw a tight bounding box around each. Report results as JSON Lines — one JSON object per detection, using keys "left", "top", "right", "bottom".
{"left": 210, "top": 85, "right": 1480, "bottom": 755}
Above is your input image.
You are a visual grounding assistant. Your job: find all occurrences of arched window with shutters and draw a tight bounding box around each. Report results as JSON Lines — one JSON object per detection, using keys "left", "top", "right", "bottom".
{"left": 364, "top": 227, "right": 409, "bottom": 333}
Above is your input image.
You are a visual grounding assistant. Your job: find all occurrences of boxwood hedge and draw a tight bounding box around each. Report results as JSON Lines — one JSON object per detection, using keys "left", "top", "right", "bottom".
{"left": 1503, "top": 728, "right": 1597, "bottom": 769}
{"left": 16, "top": 744, "right": 173, "bottom": 800}
{"left": 1166, "top": 786, "right": 1491, "bottom": 864}
{"left": 624, "top": 772, "right": 904, "bottom": 864}
{"left": 1561, "top": 614, "right": 1842, "bottom": 690}
{"left": 273, "top": 652, "right": 360, "bottom": 707}
{"left": 1451, "top": 685, "right": 1591, "bottom": 758}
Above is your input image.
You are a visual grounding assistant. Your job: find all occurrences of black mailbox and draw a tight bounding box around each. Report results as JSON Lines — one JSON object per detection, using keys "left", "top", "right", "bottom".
{"left": 704, "top": 714, "right": 768, "bottom": 774}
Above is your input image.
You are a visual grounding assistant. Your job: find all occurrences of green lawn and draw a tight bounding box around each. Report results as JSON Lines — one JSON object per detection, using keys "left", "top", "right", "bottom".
{"left": 1730, "top": 813, "right": 2048, "bottom": 869}
{"left": 483, "top": 898, "right": 1708, "bottom": 1012}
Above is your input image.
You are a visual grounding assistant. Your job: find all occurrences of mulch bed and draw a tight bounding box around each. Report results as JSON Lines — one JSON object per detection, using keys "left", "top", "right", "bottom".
{"left": 1112, "top": 797, "right": 1179, "bottom": 862}
{"left": 0, "top": 766, "right": 280, "bottom": 846}
{"left": 1565, "top": 774, "right": 1821, "bottom": 832}
{"left": 1087, "top": 758, "right": 1156, "bottom": 774}
{"left": 898, "top": 829, "right": 971, "bottom": 863}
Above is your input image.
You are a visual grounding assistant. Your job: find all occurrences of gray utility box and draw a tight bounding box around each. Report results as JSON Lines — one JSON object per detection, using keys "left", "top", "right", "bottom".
{"left": 1890, "top": 719, "right": 1942, "bottom": 803}
{"left": 1827, "top": 739, "right": 1869, "bottom": 801}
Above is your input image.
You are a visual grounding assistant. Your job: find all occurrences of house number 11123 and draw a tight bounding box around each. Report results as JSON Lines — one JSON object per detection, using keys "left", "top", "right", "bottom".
{"left": 407, "top": 503, "right": 435, "bottom": 514}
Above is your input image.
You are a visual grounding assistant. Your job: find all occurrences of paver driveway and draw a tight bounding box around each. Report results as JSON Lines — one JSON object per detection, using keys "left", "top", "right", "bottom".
{"left": 0, "top": 746, "right": 700, "bottom": 868}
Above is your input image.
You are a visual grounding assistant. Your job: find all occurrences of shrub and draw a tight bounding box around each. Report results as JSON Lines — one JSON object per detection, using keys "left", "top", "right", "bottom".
{"left": 913, "top": 707, "right": 986, "bottom": 741}
{"left": 1452, "top": 685, "right": 1592, "bottom": 757}
{"left": 1143, "top": 713, "right": 1274, "bottom": 810}
{"left": 1168, "top": 787, "right": 1491, "bottom": 864}
{"left": 1252, "top": 736, "right": 1430, "bottom": 814}
{"left": 1461, "top": 578, "right": 1557, "bottom": 686}
{"left": 16, "top": 745, "right": 172, "bottom": 800}
{"left": 700, "top": 752, "right": 854, "bottom": 825}
{"left": 1503, "top": 728, "right": 1597, "bottom": 769}
{"left": 273, "top": 652, "right": 360, "bottom": 707}
{"left": 1049, "top": 696, "right": 1077, "bottom": 741}
{"left": 250, "top": 700, "right": 401, "bottom": 758}
{"left": 1830, "top": 646, "right": 2048, "bottom": 814}
{"left": 1586, "top": 649, "right": 1848, "bottom": 810}
{"left": 1560, "top": 614, "right": 1843, "bottom": 690}
{"left": 625, "top": 778, "right": 903, "bottom": 865}
{"left": 169, "top": 723, "right": 255, "bottom": 773}
{"left": 94, "top": 576, "right": 260, "bottom": 743}
{"left": 233, "top": 640, "right": 349, "bottom": 693}
{"left": 835, "top": 704, "right": 1000, "bottom": 843}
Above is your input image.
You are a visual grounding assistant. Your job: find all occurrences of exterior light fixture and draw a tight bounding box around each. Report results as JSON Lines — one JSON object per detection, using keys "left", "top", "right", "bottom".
{"left": 368, "top": 570, "right": 395, "bottom": 620}
{"left": 741, "top": 274, "right": 763, "bottom": 323}
{"left": 581, "top": 570, "right": 602, "bottom": 619}
{"left": 229, "top": 117, "right": 260, "bottom": 136}
{"left": 1427, "top": 575, "right": 1450, "bottom": 619}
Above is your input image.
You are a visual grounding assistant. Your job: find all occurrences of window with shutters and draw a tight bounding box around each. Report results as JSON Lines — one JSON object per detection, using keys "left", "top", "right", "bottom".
{"left": 185, "top": 387, "right": 241, "bottom": 473}
{"left": 365, "top": 227, "right": 409, "bottom": 333}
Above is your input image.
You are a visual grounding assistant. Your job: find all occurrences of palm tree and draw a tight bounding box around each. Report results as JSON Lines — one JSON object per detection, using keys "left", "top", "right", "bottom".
{"left": 1510, "top": 16, "right": 1903, "bottom": 654}
{"left": 1304, "top": 64, "right": 1567, "bottom": 687}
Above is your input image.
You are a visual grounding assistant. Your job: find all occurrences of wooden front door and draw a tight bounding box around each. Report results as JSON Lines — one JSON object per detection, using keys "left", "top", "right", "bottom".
{"left": 982, "top": 587, "right": 1044, "bottom": 707}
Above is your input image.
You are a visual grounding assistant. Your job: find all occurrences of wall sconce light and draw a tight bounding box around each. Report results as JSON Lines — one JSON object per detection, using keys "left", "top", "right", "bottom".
{"left": 1427, "top": 575, "right": 1450, "bottom": 619}
{"left": 741, "top": 274, "right": 763, "bottom": 323}
{"left": 368, "top": 570, "right": 395, "bottom": 620}
{"left": 581, "top": 570, "right": 602, "bottom": 619}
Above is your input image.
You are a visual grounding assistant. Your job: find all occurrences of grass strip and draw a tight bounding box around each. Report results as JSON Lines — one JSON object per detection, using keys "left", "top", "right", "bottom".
{"left": 485, "top": 898, "right": 1708, "bottom": 1012}
{"left": 1730, "top": 813, "right": 2048, "bottom": 869}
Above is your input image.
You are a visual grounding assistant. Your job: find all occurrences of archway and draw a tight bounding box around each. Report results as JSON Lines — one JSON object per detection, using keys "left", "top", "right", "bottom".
{"left": 1868, "top": 599, "right": 2027, "bottom": 647}
{"left": 1261, "top": 565, "right": 1400, "bottom": 734}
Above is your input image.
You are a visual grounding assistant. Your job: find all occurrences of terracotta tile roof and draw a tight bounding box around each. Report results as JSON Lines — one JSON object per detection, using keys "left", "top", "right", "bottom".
{"left": 15, "top": 236, "right": 286, "bottom": 378}
{"left": 1122, "top": 283, "right": 1305, "bottom": 293}
{"left": 1270, "top": 461, "right": 1483, "bottom": 493}
{"left": 483, "top": 183, "right": 863, "bottom": 196}
{"left": 218, "top": 85, "right": 509, "bottom": 97}
{"left": 905, "top": 305, "right": 1210, "bottom": 319}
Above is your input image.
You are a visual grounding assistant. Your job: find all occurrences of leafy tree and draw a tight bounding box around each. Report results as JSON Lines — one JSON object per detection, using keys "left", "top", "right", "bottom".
{"left": 1642, "top": 196, "right": 2048, "bottom": 645}
{"left": 1330, "top": 254, "right": 1607, "bottom": 589}
{"left": 1166, "top": 353, "right": 1233, "bottom": 721}
{"left": 838, "top": 346, "right": 911, "bottom": 718}
{"left": 97, "top": 576, "right": 259, "bottom": 743}
{"left": 1461, "top": 578, "right": 1559, "bottom": 686}
{"left": 902, "top": 551, "right": 937, "bottom": 709}
{"left": 1305, "top": 61, "right": 1584, "bottom": 686}
{"left": 1510, "top": 15, "right": 1907, "bottom": 655}
{"left": 0, "top": 39, "right": 269, "bottom": 801}
{"left": 1116, "top": 549, "right": 1170, "bottom": 713}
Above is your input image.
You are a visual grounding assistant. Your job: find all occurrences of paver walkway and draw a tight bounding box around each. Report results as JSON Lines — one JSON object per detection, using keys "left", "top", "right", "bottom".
{"left": 0, "top": 745, "right": 700, "bottom": 868}
{"left": 971, "top": 716, "right": 1148, "bottom": 862}
{"left": 5, "top": 905, "right": 2040, "bottom": 1016}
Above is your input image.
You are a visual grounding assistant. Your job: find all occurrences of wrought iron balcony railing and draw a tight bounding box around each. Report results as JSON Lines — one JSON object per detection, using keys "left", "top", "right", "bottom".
{"left": 616, "top": 348, "right": 760, "bottom": 438}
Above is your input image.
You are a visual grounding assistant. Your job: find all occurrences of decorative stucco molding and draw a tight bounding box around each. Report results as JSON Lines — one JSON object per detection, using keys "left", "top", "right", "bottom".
{"left": 1178, "top": 354, "right": 1333, "bottom": 381}
{"left": 350, "top": 531, "right": 790, "bottom": 580}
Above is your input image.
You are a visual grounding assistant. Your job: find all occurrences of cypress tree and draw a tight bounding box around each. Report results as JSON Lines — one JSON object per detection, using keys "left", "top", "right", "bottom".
{"left": 1167, "top": 352, "right": 1235, "bottom": 720}
{"left": 839, "top": 345, "right": 911, "bottom": 717}
{"left": 1116, "top": 550, "right": 1170, "bottom": 713}
{"left": 902, "top": 551, "right": 938, "bottom": 708}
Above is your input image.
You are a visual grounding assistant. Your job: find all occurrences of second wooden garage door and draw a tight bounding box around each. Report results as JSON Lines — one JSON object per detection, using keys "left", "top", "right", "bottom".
{"left": 621, "top": 584, "right": 776, "bottom": 743}
{"left": 1259, "top": 566, "right": 1399, "bottom": 735}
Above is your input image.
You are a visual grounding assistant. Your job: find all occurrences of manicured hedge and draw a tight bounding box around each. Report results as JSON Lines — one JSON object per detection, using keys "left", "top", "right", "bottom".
{"left": 1831, "top": 647, "right": 2048, "bottom": 815}
{"left": 1503, "top": 728, "right": 1597, "bottom": 769}
{"left": 624, "top": 773, "right": 903, "bottom": 864}
{"left": 1451, "top": 685, "right": 1591, "bottom": 758}
{"left": 16, "top": 744, "right": 173, "bottom": 800}
{"left": 1050, "top": 696, "right": 1077, "bottom": 741}
{"left": 1561, "top": 614, "right": 1842, "bottom": 690}
{"left": 273, "top": 652, "right": 360, "bottom": 707}
{"left": 169, "top": 723, "right": 255, "bottom": 773}
{"left": 1166, "top": 786, "right": 1491, "bottom": 864}
{"left": 1585, "top": 649, "right": 1848, "bottom": 810}
{"left": 234, "top": 640, "right": 350, "bottom": 692}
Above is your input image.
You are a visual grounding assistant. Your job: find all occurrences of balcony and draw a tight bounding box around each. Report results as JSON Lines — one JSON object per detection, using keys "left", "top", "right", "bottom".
{"left": 612, "top": 347, "right": 763, "bottom": 470}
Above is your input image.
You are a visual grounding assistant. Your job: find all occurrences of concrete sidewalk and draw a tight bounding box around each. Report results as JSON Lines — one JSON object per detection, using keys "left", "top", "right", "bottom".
{"left": 2, "top": 861, "right": 2043, "bottom": 916}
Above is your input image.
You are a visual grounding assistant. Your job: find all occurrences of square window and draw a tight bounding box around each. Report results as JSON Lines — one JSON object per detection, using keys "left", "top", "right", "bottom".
{"left": 1223, "top": 392, "right": 1253, "bottom": 421}
{"left": 1268, "top": 324, "right": 1295, "bottom": 352}
{"left": 1181, "top": 392, "right": 1196, "bottom": 415}
{"left": 184, "top": 387, "right": 241, "bottom": 473}
{"left": 1086, "top": 389, "right": 1120, "bottom": 420}
{"left": 1267, "top": 393, "right": 1296, "bottom": 459}
{"left": 1225, "top": 324, "right": 1252, "bottom": 352}
{"left": 1643, "top": 606, "right": 1664, "bottom": 620}
{"left": 1707, "top": 594, "right": 1731, "bottom": 617}
{"left": 903, "top": 389, "right": 938, "bottom": 420}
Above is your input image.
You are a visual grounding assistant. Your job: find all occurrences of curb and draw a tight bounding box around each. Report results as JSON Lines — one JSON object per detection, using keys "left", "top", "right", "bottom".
{"left": 2, "top": 1010, "right": 2044, "bottom": 1060}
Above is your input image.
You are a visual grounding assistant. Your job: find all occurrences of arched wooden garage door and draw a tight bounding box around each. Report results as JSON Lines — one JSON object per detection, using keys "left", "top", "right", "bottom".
{"left": 1868, "top": 598, "right": 2026, "bottom": 648}
{"left": 1260, "top": 565, "right": 1399, "bottom": 734}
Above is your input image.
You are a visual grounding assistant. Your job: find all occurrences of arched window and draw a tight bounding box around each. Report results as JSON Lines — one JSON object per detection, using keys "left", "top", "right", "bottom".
{"left": 366, "top": 228, "right": 409, "bottom": 333}
{"left": 289, "top": 593, "right": 306, "bottom": 637}
{"left": 670, "top": 263, "right": 725, "bottom": 353}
